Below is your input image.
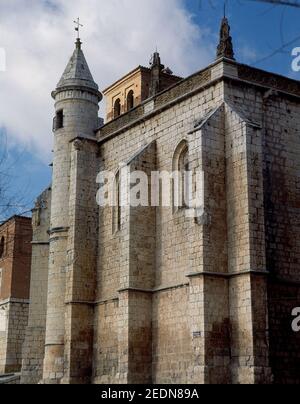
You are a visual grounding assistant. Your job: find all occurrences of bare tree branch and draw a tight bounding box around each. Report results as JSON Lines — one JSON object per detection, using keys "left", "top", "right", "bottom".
{"left": 0, "top": 131, "right": 32, "bottom": 223}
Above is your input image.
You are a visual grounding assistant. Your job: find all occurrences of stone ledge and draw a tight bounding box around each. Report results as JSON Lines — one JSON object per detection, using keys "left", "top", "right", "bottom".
{"left": 31, "top": 241, "right": 49, "bottom": 245}
{"left": 0, "top": 373, "right": 21, "bottom": 385}
{"left": 0, "top": 298, "right": 30, "bottom": 306}
{"left": 186, "top": 270, "right": 270, "bottom": 279}
{"left": 118, "top": 283, "right": 190, "bottom": 295}
{"left": 48, "top": 227, "right": 69, "bottom": 235}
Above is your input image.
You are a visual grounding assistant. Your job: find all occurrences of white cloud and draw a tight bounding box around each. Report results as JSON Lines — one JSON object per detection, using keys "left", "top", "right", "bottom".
{"left": 0, "top": 0, "right": 214, "bottom": 160}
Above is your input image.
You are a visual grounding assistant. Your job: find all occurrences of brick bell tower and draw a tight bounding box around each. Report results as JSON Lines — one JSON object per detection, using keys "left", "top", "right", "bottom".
{"left": 42, "top": 36, "right": 102, "bottom": 384}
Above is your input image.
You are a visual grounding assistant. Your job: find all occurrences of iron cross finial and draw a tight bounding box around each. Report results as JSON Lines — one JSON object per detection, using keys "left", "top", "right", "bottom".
{"left": 73, "top": 17, "right": 83, "bottom": 39}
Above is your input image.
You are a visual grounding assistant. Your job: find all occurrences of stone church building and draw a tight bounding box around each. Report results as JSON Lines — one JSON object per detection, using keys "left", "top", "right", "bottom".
{"left": 20, "top": 18, "right": 300, "bottom": 384}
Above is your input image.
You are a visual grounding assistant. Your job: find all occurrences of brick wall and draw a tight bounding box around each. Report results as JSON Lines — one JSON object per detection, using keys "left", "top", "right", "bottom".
{"left": 0, "top": 216, "right": 32, "bottom": 374}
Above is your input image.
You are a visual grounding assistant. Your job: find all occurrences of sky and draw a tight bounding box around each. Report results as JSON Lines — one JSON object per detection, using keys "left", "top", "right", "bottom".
{"left": 0, "top": 0, "right": 300, "bottom": 220}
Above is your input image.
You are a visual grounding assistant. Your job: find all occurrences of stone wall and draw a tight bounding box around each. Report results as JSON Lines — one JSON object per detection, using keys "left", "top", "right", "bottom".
{"left": 263, "top": 93, "right": 300, "bottom": 384}
{"left": 95, "top": 79, "right": 225, "bottom": 384}
{"left": 63, "top": 137, "right": 99, "bottom": 384}
{"left": 224, "top": 77, "right": 300, "bottom": 384}
{"left": 0, "top": 300, "right": 29, "bottom": 374}
{"left": 0, "top": 301, "right": 9, "bottom": 373}
{"left": 152, "top": 286, "right": 191, "bottom": 384}
{"left": 94, "top": 59, "right": 300, "bottom": 384}
{"left": 43, "top": 86, "right": 100, "bottom": 383}
{"left": 21, "top": 188, "right": 51, "bottom": 384}
{"left": 5, "top": 301, "right": 29, "bottom": 373}
{"left": 21, "top": 58, "right": 300, "bottom": 384}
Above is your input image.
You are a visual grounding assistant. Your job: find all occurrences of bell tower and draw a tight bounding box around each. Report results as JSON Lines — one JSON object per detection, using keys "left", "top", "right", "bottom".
{"left": 43, "top": 36, "right": 102, "bottom": 384}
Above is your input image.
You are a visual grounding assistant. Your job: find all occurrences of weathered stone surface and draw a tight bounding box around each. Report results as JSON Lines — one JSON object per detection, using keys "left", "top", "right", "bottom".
{"left": 20, "top": 188, "right": 51, "bottom": 384}
{"left": 21, "top": 39, "right": 300, "bottom": 384}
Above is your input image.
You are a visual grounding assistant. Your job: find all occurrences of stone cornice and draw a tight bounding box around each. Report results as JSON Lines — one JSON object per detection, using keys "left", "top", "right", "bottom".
{"left": 0, "top": 298, "right": 30, "bottom": 306}
{"left": 31, "top": 241, "right": 49, "bottom": 245}
{"left": 52, "top": 85, "right": 102, "bottom": 101}
{"left": 237, "top": 63, "right": 300, "bottom": 97}
{"left": 48, "top": 227, "right": 69, "bottom": 235}
{"left": 96, "top": 58, "right": 300, "bottom": 145}
{"left": 186, "top": 270, "right": 270, "bottom": 279}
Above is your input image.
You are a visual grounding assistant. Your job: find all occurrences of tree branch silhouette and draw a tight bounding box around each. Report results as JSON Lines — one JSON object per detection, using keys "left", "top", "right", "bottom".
{"left": 0, "top": 131, "right": 32, "bottom": 224}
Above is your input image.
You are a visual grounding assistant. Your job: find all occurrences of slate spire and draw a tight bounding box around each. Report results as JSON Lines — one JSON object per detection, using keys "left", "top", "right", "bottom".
{"left": 55, "top": 38, "right": 100, "bottom": 96}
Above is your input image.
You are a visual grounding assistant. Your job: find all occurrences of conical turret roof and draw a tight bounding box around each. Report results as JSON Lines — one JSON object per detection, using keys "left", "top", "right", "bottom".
{"left": 55, "top": 39, "right": 100, "bottom": 95}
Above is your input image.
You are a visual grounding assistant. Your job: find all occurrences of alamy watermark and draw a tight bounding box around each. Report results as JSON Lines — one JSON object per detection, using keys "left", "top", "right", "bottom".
{"left": 292, "top": 307, "right": 300, "bottom": 333}
{"left": 0, "top": 48, "right": 6, "bottom": 72}
{"left": 292, "top": 47, "right": 300, "bottom": 72}
{"left": 96, "top": 165, "right": 205, "bottom": 220}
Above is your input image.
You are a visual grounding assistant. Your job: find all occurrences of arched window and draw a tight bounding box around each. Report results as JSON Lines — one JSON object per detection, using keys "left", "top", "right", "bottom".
{"left": 0, "top": 237, "right": 5, "bottom": 259}
{"left": 114, "top": 98, "right": 121, "bottom": 119}
{"left": 172, "top": 140, "right": 189, "bottom": 212}
{"left": 112, "top": 171, "right": 121, "bottom": 234}
{"left": 126, "top": 90, "right": 134, "bottom": 111}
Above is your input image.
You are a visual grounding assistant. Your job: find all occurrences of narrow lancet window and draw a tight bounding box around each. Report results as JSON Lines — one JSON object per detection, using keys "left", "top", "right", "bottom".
{"left": 172, "top": 140, "right": 189, "bottom": 212}
{"left": 112, "top": 171, "right": 121, "bottom": 234}
{"left": 114, "top": 99, "right": 121, "bottom": 119}
{"left": 126, "top": 90, "right": 134, "bottom": 111}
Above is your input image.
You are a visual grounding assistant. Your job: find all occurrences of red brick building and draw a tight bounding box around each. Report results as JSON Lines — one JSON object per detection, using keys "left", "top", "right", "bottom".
{"left": 0, "top": 216, "right": 32, "bottom": 374}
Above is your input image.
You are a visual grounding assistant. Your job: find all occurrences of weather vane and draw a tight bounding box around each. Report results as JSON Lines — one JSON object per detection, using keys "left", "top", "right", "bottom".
{"left": 73, "top": 17, "right": 83, "bottom": 39}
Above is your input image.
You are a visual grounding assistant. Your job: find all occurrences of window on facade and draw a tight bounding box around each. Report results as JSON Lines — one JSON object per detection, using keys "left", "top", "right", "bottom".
{"left": 172, "top": 140, "right": 189, "bottom": 211}
{"left": 126, "top": 90, "right": 134, "bottom": 112}
{"left": 179, "top": 146, "right": 189, "bottom": 209}
{"left": 55, "top": 109, "right": 64, "bottom": 130}
{"left": 0, "top": 237, "right": 4, "bottom": 259}
{"left": 114, "top": 99, "right": 121, "bottom": 119}
{"left": 112, "top": 171, "right": 121, "bottom": 234}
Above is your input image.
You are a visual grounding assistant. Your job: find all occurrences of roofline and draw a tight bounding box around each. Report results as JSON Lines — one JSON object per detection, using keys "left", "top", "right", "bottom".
{"left": 226, "top": 58, "right": 300, "bottom": 90}
{"left": 97, "top": 60, "right": 214, "bottom": 132}
{"left": 102, "top": 65, "right": 150, "bottom": 94}
{"left": 0, "top": 215, "right": 31, "bottom": 228}
{"left": 102, "top": 64, "right": 182, "bottom": 94}
{"left": 96, "top": 57, "right": 300, "bottom": 138}
{"left": 105, "top": 56, "right": 300, "bottom": 115}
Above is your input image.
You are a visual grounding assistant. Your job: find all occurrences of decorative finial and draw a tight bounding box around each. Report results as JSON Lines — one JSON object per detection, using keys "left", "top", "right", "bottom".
{"left": 150, "top": 50, "right": 163, "bottom": 67}
{"left": 216, "top": 15, "right": 235, "bottom": 60}
{"left": 74, "top": 17, "right": 83, "bottom": 40}
{"left": 149, "top": 49, "right": 165, "bottom": 97}
{"left": 73, "top": 18, "right": 83, "bottom": 50}
{"left": 75, "top": 38, "right": 82, "bottom": 50}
